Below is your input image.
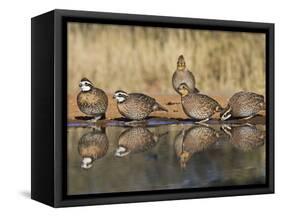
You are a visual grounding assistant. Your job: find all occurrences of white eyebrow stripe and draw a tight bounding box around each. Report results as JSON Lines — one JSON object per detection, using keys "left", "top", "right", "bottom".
{"left": 81, "top": 81, "right": 92, "bottom": 85}
{"left": 115, "top": 92, "right": 128, "bottom": 96}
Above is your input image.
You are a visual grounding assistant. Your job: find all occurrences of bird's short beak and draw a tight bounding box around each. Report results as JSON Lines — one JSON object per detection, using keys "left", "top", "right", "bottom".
{"left": 113, "top": 95, "right": 116, "bottom": 99}
{"left": 79, "top": 83, "right": 82, "bottom": 87}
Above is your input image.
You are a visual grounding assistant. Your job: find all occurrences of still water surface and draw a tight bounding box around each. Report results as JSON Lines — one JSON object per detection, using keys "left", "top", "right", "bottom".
{"left": 67, "top": 123, "right": 265, "bottom": 195}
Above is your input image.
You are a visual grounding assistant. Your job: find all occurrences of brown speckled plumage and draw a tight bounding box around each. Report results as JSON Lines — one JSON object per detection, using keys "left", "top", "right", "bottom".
{"left": 221, "top": 91, "right": 265, "bottom": 120}
{"left": 117, "top": 93, "right": 168, "bottom": 120}
{"left": 181, "top": 93, "right": 222, "bottom": 120}
{"left": 172, "top": 55, "right": 199, "bottom": 94}
{"left": 174, "top": 126, "right": 219, "bottom": 168}
{"left": 222, "top": 124, "right": 265, "bottom": 152}
{"left": 116, "top": 127, "right": 164, "bottom": 156}
{"left": 78, "top": 129, "right": 109, "bottom": 161}
{"left": 77, "top": 80, "right": 108, "bottom": 117}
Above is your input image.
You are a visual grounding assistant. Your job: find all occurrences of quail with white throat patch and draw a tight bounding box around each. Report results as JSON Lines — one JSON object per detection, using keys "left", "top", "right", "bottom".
{"left": 172, "top": 55, "right": 199, "bottom": 95}
{"left": 77, "top": 78, "right": 108, "bottom": 121}
{"left": 113, "top": 90, "right": 168, "bottom": 120}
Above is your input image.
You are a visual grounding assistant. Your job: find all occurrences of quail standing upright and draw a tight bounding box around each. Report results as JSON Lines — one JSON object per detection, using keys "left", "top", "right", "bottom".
{"left": 113, "top": 90, "right": 168, "bottom": 120}
{"left": 172, "top": 55, "right": 199, "bottom": 94}
{"left": 220, "top": 91, "right": 265, "bottom": 121}
{"left": 77, "top": 78, "right": 108, "bottom": 121}
{"left": 177, "top": 83, "right": 222, "bottom": 123}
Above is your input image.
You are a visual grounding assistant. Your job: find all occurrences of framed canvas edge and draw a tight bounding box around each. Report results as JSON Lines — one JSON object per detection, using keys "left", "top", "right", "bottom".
{"left": 31, "top": 10, "right": 56, "bottom": 207}
{"left": 51, "top": 9, "right": 274, "bottom": 208}
{"left": 55, "top": 187, "right": 273, "bottom": 208}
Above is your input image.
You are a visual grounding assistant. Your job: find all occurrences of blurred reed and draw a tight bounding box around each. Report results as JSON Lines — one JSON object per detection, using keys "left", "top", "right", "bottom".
{"left": 67, "top": 22, "right": 265, "bottom": 96}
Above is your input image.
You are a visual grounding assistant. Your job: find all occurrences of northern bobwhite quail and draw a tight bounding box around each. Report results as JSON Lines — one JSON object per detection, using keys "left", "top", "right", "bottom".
{"left": 177, "top": 83, "right": 222, "bottom": 123}
{"left": 172, "top": 55, "right": 199, "bottom": 94}
{"left": 174, "top": 126, "right": 219, "bottom": 168}
{"left": 221, "top": 91, "right": 265, "bottom": 121}
{"left": 78, "top": 128, "right": 109, "bottom": 169}
{"left": 221, "top": 124, "right": 265, "bottom": 152}
{"left": 77, "top": 78, "right": 108, "bottom": 121}
{"left": 113, "top": 90, "right": 168, "bottom": 120}
{"left": 115, "top": 127, "right": 167, "bottom": 157}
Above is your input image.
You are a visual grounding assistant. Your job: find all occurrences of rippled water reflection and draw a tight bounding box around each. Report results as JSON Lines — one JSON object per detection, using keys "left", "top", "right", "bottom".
{"left": 67, "top": 123, "right": 265, "bottom": 195}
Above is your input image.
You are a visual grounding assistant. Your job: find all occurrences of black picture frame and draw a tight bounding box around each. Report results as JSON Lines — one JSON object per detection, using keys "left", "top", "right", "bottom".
{"left": 31, "top": 9, "right": 274, "bottom": 207}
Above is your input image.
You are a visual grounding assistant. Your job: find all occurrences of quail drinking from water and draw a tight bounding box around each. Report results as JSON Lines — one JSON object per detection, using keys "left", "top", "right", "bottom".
{"left": 177, "top": 83, "right": 222, "bottom": 123}
{"left": 113, "top": 90, "right": 168, "bottom": 120}
{"left": 77, "top": 78, "right": 108, "bottom": 121}
{"left": 220, "top": 91, "right": 265, "bottom": 121}
{"left": 78, "top": 128, "right": 109, "bottom": 169}
{"left": 172, "top": 55, "right": 199, "bottom": 94}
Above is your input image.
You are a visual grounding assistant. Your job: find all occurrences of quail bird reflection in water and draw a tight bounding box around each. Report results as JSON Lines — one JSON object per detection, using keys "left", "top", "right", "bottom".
{"left": 115, "top": 127, "right": 168, "bottom": 157}
{"left": 221, "top": 124, "right": 265, "bottom": 152}
{"left": 174, "top": 126, "right": 220, "bottom": 168}
{"left": 67, "top": 124, "right": 265, "bottom": 195}
{"left": 78, "top": 127, "right": 109, "bottom": 169}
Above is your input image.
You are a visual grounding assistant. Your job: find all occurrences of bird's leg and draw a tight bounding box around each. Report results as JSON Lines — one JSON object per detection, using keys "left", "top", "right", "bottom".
{"left": 197, "top": 122, "right": 210, "bottom": 127}
{"left": 195, "top": 118, "right": 209, "bottom": 124}
{"left": 241, "top": 115, "right": 255, "bottom": 121}
{"left": 92, "top": 115, "right": 103, "bottom": 122}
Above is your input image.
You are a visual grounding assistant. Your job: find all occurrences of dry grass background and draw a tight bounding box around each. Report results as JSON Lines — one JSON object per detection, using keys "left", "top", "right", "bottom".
{"left": 67, "top": 22, "right": 265, "bottom": 97}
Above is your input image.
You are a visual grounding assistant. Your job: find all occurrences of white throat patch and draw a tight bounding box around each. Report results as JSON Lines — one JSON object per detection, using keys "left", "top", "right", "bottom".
{"left": 115, "top": 146, "right": 130, "bottom": 157}
{"left": 80, "top": 81, "right": 92, "bottom": 92}
{"left": 81, "top": 157, "right": 93, "bottom": 169}
{"left": 116, "top": 95, "right": 126, "bottom": 103}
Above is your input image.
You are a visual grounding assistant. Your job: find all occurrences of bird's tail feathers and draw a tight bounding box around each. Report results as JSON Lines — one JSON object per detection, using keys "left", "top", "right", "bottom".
{"left": 154, "top": 103, "right": 168, "bottom": 112}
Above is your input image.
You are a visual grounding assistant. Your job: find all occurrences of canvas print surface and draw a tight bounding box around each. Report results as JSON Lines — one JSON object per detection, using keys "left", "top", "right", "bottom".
{"left": 67, "top": 22, "right": 266, "bottom": 195}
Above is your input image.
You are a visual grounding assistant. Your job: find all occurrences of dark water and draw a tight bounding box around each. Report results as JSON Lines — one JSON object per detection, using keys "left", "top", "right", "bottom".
{"left": 67, "top": 123, "right": 266, "bottom": 195}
